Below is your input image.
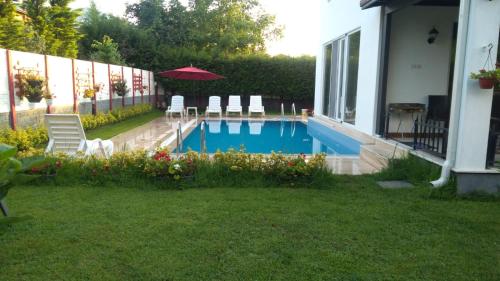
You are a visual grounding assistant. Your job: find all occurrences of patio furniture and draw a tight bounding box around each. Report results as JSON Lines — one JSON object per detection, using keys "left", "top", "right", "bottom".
{"left": 166, "top": 95, "right": 185, "bottom": 119}
{"left": 249, "top": 120, "right": 265, "bottom": 135}
{"left": 207, "top": 119, "right": 221, "bottom": 134}
{"left": 45, "top": 114, "right": 113, "bottom": 158}
{"left": 226, "top": 95, "right": 243, "bottom": 116}
{"left": 227, "top": 119, "right": 242, "bottom": 134}
{"left": 248, "top": 95, "right": 265, "bottom": 117}
{"left": 206, "top": 96, "right": 222, "bottom": 118}
{"left": 186, "top": 106, "right": 198, "bottom": 118}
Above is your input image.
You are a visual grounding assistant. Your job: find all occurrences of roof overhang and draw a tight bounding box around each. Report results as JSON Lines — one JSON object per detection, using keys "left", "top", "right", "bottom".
{"left": 360, "top": 0, "right": 387, "bottom": 9}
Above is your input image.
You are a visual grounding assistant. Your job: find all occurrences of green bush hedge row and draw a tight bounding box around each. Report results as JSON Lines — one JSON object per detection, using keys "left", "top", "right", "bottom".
{"left": 0, "top": 104, "right": 153, "bottom": 152}
{"left": 156, "top": 50, "right": 316, "bottom": 101}
{"left": 33, "top": 149, "right": 333, "bottom": 188}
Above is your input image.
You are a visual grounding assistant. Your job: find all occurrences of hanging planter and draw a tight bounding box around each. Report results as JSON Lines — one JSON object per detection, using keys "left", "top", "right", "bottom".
{"left": 113, "top": 79, "right": 129, "bottom": 97}
{"left": 470, "top": 69, "right": 498, "bottom": 90}
{"left": 83, "top": 88, "right": 95, "bottom": 99}
{"left": 17, "top": 72, "right": 50, "bottom": 103}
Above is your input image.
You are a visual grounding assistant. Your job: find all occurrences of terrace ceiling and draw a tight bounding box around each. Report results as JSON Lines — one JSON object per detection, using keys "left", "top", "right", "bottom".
{"left": 360, "top": 0, "right": 460, "bottom": 9}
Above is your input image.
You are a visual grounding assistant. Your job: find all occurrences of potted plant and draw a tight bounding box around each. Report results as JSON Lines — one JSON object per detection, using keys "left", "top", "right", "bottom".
{"left": 83, "top": 88, "right": 95, "bottom": 99}
{"left": 18, "top": 72, "right": 49, "bottom": 103}
{"left": 113, "top": 80, "right": 129, "bottom": 97}
{"left": 470, "top": 69, "right": 499, "bottom": 89}
{"left": 93, "top": 83, "right": 103, "bottom": 92}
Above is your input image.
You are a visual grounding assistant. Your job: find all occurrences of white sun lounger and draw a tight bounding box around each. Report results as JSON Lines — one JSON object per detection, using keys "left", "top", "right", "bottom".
{"left": 166, "top": 95, "right": 185, "bottom": 118}
{"left": 248, "top": 95, "right": 265, "bottom": 117}
{"left": 206, "top": 96, "right": 222, "bottom": 118}
{"left": 226, "top": 95, "right": 243, "bottom": 116}
{"left": 45, "top": 114, "right": 113, "bottom": 158}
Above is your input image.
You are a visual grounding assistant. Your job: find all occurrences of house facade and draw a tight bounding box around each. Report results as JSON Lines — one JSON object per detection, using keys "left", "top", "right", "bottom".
{"left": 314, "top": 0, "right": 500, "bottom": 193}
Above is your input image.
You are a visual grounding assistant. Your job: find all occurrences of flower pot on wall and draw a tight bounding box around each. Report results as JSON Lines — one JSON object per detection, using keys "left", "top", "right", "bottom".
{"left": 478, "top": 77, "right": 495, "bottom": 89}
{"left": 27, "top": 96, "right": 43, "bottom": 103}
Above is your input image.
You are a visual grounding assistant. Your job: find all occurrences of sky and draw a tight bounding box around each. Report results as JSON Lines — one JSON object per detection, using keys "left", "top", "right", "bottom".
{"left": 69, "top": 0, "right": 320, "bottom": 57}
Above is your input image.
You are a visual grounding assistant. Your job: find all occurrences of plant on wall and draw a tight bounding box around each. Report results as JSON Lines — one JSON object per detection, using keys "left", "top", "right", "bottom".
{"left": 113, "top": 79, "right": 129, "bottom": 97}
{"left": 83, "top": 88, "right": 95, "bottom": 99}
{"left": 17, "top": 72, "right": 51, "bottom": 103}
{"left": 470, "top": 69, "right": 499, "bottom": 90}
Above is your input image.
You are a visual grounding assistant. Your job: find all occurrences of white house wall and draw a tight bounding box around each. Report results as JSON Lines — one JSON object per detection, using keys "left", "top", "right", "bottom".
{"left": 454, "top": 0, "right": 500, "bottom": 171}
{"left": 314, "top": 0, "right": 383, "bottom": 135}
{"left": 386, "top": 6, "right": 458, "bottom": 133}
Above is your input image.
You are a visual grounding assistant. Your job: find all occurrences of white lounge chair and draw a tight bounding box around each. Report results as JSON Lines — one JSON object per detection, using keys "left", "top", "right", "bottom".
{"left": 207, "top": 119, "right": 221, "bottom": 134}
{"left": 45, "top": 114, "right": 113, "bottom": 158}
{"left": 248, "top": 95, "right": 265, "bottom": 117}
{"left": 206, "top": 96, "right": 222, "bottom": 118}
{"left": 166, "top": 95, "right": 185, "bottom": 119}
{"left": 227, "top": 119, "right": 242, "bottom": 135}
{"left": 226, "top": 95, "right": 243, "bottom": 116}
{"left": 249, "top": 120, "right": 265, "bottom": 135}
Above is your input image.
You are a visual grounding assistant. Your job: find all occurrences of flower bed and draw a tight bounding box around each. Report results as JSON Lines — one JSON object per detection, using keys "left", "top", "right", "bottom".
{"left": 33, "top": 149, "right": 332, "bottom": 188}
{"left": 0, "top": 104, "right": 153, "bottom": 152}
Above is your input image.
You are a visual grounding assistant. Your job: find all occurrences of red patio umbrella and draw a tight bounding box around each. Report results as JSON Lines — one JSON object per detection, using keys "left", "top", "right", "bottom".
{"left": 159, "top": 66, "right": 224, "bottom": 81}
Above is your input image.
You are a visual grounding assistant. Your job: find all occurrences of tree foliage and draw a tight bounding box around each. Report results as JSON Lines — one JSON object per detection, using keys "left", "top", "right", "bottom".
{"left": 0, "top": 0, "right": 30, "bottom": 51}
{"left": 90, "top": 35, "right": 125, "bottom": 65}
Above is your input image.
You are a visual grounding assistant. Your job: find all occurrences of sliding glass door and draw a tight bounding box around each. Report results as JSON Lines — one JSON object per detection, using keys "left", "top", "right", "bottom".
{"left": 322, "top": 30, "right": 360, "bottom": 125}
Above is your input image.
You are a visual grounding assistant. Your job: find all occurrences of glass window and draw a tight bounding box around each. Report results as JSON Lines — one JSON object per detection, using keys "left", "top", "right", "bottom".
{"left": 322, "top": 45, "right": 332, "bottom": 116}
{"left": 344, "top": 31, "right": 360, "bottom": 125}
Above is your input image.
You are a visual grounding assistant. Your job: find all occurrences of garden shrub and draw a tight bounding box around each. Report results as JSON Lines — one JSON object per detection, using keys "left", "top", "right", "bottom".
{"left": 0, "top": 104, "right": 153, "bottom": 152}
{"left": 33, "top": 149, "right": 333, "bottom": 189}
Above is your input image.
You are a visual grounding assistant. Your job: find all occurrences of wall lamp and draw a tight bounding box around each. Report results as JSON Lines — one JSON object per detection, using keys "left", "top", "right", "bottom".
{"left": 427, "top": 27, "right": 439, "bottom": 44}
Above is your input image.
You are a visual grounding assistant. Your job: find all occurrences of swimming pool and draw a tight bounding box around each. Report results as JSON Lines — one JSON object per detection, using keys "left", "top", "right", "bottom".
{"left": 178, "top": 118, "right": 360, "bottom": 155}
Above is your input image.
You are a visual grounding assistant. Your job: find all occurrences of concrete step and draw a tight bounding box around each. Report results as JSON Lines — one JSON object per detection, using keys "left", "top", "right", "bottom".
{"left": 360, "top": 143, "right": 407, "bottom": 171}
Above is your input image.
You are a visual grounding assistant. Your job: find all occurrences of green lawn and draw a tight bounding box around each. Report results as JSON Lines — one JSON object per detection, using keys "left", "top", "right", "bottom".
{"left": 85, "top": 110, "right": 164, "bottom": 140}
{"left": 1, "top": 179, "right": 499, "bottom": 280}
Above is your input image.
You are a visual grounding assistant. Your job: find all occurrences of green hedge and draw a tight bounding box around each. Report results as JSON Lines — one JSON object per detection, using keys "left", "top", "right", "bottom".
{"left": 0, "top": 104, "right": 153, "bottom": 152}
{"left": 156, "top": 49, "right": 316, "bottom": 101}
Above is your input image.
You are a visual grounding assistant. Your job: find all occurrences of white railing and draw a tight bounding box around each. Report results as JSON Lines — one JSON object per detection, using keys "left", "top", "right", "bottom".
{"left": 176, "top": 120, "right": 183, "bottom": 158}
{"left": 281, "top": 102, "right": 284, "bottom": 120}
{"left": 200, "top": 120, "right": 206, "bottom": 154}
{"left": 291, "top": 103, "right": 296, "bottom": 119}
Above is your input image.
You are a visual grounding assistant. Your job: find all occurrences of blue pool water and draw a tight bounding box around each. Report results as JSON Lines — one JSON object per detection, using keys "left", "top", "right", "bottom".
{"left": 179, "top": 119, "right": 360, "bottom": 155}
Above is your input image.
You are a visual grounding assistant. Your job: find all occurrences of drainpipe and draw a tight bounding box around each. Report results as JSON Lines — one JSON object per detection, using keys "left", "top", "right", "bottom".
{"left": 431, "top": 0, "right": 471, "bottom": 187}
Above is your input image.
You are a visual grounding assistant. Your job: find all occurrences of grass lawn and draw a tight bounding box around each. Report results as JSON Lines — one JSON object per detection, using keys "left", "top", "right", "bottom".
{"left": 85, "top": 110, "right": 164, "bottom": 140}
{"left": 1, "top": 178, "right": 499, "bottom": 280}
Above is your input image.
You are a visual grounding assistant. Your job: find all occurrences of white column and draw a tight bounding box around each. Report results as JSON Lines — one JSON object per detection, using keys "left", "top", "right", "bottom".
{"left": 454, "top": 0, "right": 500, "bottom": 171}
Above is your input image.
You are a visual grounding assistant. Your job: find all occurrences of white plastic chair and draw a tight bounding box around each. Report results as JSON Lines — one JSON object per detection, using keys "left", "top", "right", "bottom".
{"left": 248, "top": 95, "right": 265, "bottom": 117}
{"left": 227, "top": 119, "right": 242, "bottom": 135}
{"left": 226, "top": 95, "right": 243, "bottom": 116}
{"left": 207, "top": 119, "right": 221, "bottom": 134}
{"left": 45, "top": 114, "right": 113, "bottom": 158}
{"left": 166, "top": 95, "right": 185, "bottom": 119}
{"left": 249, "top": 120, "right": 265, "bottom": 135}
{"left": 206, "top": 96, "right": 222, "bottom": 118}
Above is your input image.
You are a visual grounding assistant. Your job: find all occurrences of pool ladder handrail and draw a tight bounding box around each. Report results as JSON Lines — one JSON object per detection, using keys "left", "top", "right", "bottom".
{"left": 200, "top": 120, "right": 206, "bottom": 154}
{"left": 176, "top": 121, "right": 183, "bottom": 158}
{"left": 291, "top": 103, "right": 296, "bottom": 119}
{"left": 281, "top": 103, "right": 285, "bottom": 121}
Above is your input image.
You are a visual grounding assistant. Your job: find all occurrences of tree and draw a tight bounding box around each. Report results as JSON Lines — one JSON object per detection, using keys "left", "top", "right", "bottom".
{"left": 0, "top": 0, "right": 30, "bottom": 51}
{"left": 23, "top": 0, "right": 82, "bottom": 58}
{"left": 90, "top": 35, "right": 125, "bottom": 65}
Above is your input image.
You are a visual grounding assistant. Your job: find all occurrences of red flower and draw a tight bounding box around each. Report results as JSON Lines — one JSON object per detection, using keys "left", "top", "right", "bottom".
{"left": 288, "top": 161, "right": 294, "bottom": 167}
{"left": 31, "top": 167, "right": 40, "bottom": 173}
{"left": 55, "top": 160, "right": 62, "bottom": 168}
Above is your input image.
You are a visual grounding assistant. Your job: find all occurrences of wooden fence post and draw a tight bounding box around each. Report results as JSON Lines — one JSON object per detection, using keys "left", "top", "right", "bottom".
{"left": 121, "top": 66, "right": 125, "bottom": 108}
{"left": 44, "top": 55, "right": 52, "bottom": 114}
{"left": 6, "top": 50, "right": 17, "bottom": 130}
{"left": 108, "top": 64, "right": 113, "bottom": 111}
{"left": 72, "top": 59, "right": 78, "bottom": 113}
{"left": 91, "top": 62, "right": 97, "bottom": 115}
